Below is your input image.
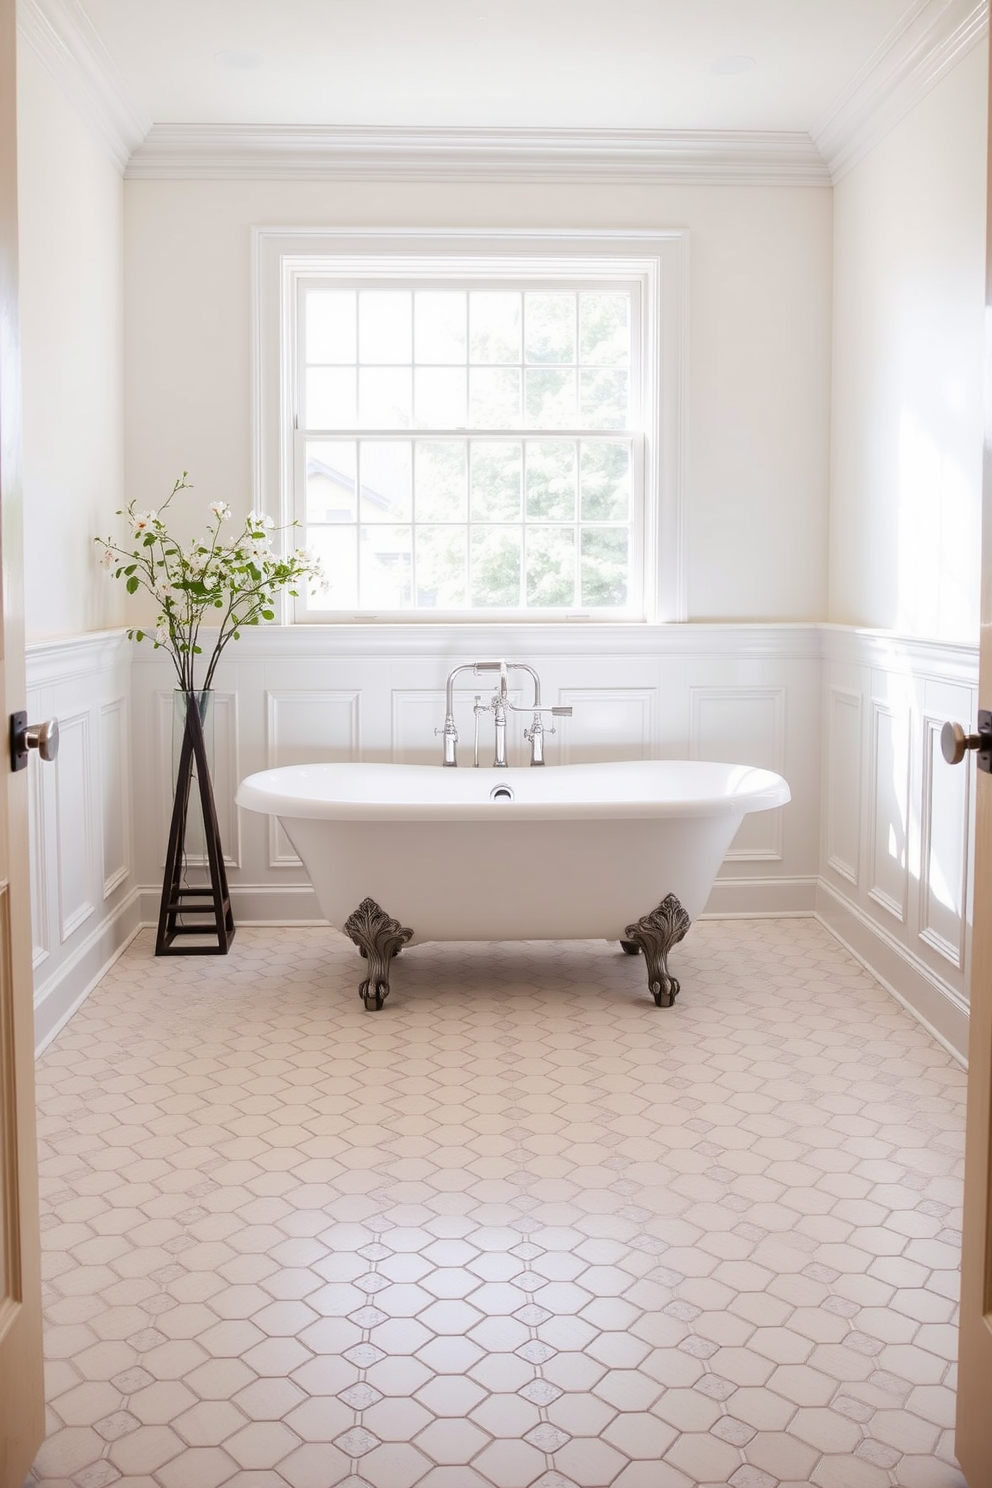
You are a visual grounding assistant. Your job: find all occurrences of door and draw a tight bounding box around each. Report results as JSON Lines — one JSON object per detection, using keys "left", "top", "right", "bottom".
{"left": 0, "top": 0, "right": 45, "bottom": 1481}
{"left": 955, "top": 31, "right": 992, "bottom": 1485}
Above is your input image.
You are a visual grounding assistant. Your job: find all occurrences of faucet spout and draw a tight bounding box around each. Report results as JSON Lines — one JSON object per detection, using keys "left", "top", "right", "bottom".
{"left": 438, "top": 663, "right": 482, "bottom": 767}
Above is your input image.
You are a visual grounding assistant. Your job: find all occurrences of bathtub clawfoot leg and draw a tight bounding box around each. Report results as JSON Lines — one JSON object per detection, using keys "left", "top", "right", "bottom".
{"left": 623, "top": 894, "right": 691, "bottom": 1007}
{"left": 344, "top": 897, "right": 414, "bottom": 1011}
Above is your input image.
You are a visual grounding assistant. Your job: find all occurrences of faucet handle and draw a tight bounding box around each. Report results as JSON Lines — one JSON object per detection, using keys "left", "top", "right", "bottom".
{"left": 551, "top": 706, "right": 572, "bottom": 717}
{"left": 524, "top": 714, "right": 555, "bottom": 740}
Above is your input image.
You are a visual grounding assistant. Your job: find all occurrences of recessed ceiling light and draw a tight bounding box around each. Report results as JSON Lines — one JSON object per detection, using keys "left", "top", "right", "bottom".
{"left": 214, "top": 49, "right": 265, "bottom": 71}
{"left": 711, "top": 54, "right": 757, "bottom": 75}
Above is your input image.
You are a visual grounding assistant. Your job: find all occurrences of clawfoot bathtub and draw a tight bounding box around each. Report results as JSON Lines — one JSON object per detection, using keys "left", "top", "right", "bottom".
{"left": 236, "top": 759, "right": 790, "bottom": 1009}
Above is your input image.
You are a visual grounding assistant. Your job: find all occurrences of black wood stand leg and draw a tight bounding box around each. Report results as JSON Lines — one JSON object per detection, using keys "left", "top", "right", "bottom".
{"left": 156, "top": 695, "right": 235, "bottom": 956}
{"left": 623, "top": 893, "right": 691, "bottom": 1006}
{"left": 344, "top": 898, "right": 414, "bottom": 1010}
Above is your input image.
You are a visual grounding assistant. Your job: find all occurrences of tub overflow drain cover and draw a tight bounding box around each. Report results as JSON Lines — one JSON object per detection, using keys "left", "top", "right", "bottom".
{"left": 490, "top": 785, "right": 514, "bottom": 802}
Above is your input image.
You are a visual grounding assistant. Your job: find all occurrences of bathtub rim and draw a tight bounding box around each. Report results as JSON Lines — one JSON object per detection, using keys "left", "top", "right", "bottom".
{"left": 236, "top": 758, "right": 791, "bottom": 823}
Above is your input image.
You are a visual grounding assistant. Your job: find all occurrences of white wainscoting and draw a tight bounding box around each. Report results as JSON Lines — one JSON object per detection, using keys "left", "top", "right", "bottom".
{"left": 26, "top": 631, "right": 140, "bottom": 1052}
{"left": 818, "top": 627, "right": 978, "bottom": 1060}
{"left": 26, "top": 623, "right": 979, "bottom": 1062}
{"left": 128, "top": 623, "right": 824, "bottom": 930}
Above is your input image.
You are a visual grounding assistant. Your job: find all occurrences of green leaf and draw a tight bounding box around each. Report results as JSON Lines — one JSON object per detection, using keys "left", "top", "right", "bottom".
{"left": 126, "top": 576, "right": 139, "bottom": 594}
{"left": 261, "top": 610, "right": 274, "bottom": 620}
{"left": 135, "top": 629, "right": 144, "bottom": 641}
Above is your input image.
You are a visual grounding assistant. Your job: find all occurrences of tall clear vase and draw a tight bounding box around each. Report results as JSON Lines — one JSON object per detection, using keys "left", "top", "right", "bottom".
{"left": 171, "top": 689, "right": 214, "bottom": 861}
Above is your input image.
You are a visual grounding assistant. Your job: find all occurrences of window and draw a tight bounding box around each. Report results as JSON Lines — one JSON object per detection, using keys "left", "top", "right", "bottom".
{"left": 255, "top": 231, "right": 686, "bottom": 622}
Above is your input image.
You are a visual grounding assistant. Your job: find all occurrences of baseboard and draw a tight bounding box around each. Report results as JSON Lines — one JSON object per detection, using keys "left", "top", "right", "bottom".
{"left": 701, "top": 876, "right": 819, "bottom": 918}
{"left": 137, "top": 882, "right": 327, "bottom": 928}
{"left": 34, "top": 888, "right": 144, "bottom": 1056}
{"left": 140, "top": 878, "right": 817, "bottom": 931}
{"left": 815, "top": 879, "right": 969, "bottom": 1065}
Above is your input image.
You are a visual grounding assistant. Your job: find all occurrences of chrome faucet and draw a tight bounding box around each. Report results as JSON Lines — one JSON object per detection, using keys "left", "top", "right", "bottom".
{"left": 438, "top": 661, "right": 507, "bottom": 767}
{"left": 437, "top": 660, "right": 572, "bottom": 767}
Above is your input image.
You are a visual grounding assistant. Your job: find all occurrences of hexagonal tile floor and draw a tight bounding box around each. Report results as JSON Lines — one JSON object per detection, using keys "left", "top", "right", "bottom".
{"left": 27, "top": 918, "right": 967, "bottom": 1488}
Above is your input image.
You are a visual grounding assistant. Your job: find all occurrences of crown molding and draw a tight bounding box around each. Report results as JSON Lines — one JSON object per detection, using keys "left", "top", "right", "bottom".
{"left": 125, "top": 123, "right": 831, "bottom": 187}
{"left": 21, "top": 0, "right": 985, "bottom": 189}
{"left": 16, "top": 0, "right": 149, "bottom": 173}
{"left": 815, "top": 0, "right": 988, "bottom": 180}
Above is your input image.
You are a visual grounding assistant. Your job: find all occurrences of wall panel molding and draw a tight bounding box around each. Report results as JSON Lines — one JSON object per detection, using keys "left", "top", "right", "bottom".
{"left": 55, "top": 711, "right": 94, "bottom": 943}
{"left": 558, "top": 688, "right": 657, "bottom": 765}
{"left": 100, "top": 698, "right": 130, "bottom": 898}
{"left": 265, "top": 689, "right": 360, "bottom": 864}
{"left": 866, "top": 699, "right": 909, "bottom": 923}
{"left": 826, "top": 688, "right": 862, "bottom": 886}
{"left": 690, "top": 686, "right": 786, "bottom": 861}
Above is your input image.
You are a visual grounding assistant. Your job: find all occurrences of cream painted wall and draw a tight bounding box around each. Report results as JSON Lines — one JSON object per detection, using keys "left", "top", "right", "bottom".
{"left": 123, "top": 177, "right": 832, "bottom": 622}
{"left": 17, "top": 43, "right": 124, "bottom": 641}
{"left": 830, "top": 44, "right": 988, "bottom": 642}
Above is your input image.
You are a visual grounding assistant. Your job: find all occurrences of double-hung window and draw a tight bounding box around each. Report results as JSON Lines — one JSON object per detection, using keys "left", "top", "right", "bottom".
{"left": 257, "top": 231, "right": 686, "bottom": 622}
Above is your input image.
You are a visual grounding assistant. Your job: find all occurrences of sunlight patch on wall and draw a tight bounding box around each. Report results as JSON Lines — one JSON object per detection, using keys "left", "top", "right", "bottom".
{"left": 896, "top": 406, "right": 979, "bottom": 641}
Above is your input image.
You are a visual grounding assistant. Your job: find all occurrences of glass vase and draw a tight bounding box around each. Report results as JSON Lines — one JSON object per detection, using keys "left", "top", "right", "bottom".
{"left": 172, "top": 689, "right": 214, "bottom": 862}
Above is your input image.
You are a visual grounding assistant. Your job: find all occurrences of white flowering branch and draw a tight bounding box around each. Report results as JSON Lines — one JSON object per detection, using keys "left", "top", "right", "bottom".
{"left": 97, "top": 474, "right": 325, "bottom": 694}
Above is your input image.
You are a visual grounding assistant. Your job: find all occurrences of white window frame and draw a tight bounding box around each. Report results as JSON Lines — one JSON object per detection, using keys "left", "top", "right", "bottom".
{"left": 253, "top": 228, "right": 688, "bottom": 623}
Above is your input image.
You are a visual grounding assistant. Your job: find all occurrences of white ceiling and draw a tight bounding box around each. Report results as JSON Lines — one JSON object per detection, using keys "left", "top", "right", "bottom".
{"left": 78, "top": 0, "right": 921, "bottom": 134}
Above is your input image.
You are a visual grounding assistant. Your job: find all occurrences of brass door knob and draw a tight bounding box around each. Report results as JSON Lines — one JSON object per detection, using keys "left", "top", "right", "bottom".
{"left": 941, "top": 715, "right": 992, "bottom": 768}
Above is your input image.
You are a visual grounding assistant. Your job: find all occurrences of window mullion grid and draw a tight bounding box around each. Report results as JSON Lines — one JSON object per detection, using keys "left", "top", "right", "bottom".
{"left": 300, "top": 276, "right": 638, "bottom": 618}
{"left": 302, "top": 427, "right": 634, "bottom": 615}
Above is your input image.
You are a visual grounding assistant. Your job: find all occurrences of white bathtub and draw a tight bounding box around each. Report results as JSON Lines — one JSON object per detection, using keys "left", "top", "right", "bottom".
{"left": 236, "top": 759, "right": 790, "bottom": 949}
